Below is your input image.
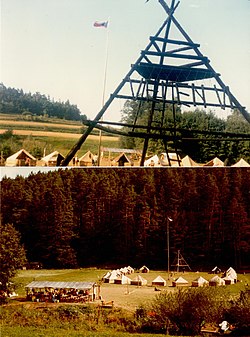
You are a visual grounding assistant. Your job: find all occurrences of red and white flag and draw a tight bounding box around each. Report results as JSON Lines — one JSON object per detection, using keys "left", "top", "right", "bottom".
{"left": 93, "top": 21, "right": 108, "bottom": 28}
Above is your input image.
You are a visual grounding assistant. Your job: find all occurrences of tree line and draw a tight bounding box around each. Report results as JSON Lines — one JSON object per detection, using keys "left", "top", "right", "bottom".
{"left": 1, "top": 168, "right": 249, "bottom": 271}
{"left": 120, "top": 100, "right": 250, "bottom": 165}
{"left": 0, "top": 83, "right": 84, "bottom": 121}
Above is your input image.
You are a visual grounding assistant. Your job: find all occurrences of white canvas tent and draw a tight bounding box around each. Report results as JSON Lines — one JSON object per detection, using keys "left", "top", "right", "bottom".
{"left": 225, "top": 267, "right": 237, "bottom": 282}
{"left": 152, "top": 276, "right": 167, "bottom": 286}
{"left": 181, "top": 155, "right": 199, "bottom": 167}
{"left": 139, "top": 265, "right": 150, "bottom": 273}
{"left": 5, "top": 149, "right": 37, "bottom": 167}
{"left": 211, "top": 266, "right": 221, "bottom": 274}
{"left": 41, "top": 151, "right": 64, "bottom": 166}
{"left": 223, "top": 275, "right": 235, "bottom": 285}
{"left": 172, "top": 276, "right": 189, "bottom": 287}
{"left": 232, "top": 158, "right": 250, "bottom": 167}
{"left": 131, "top": 275, "right": 147, "bottom": 286}
{"left": 103, "top": 270, "right": 119, "bottom": 284}
{"left": 114, "top": 274, "right": 132, "bottom": 285}
{"left": 144, "top": 155, "right": 160, "bottom": 167}
{"left": 79, "top": 151, "right": 95, "bottom": 166}
{"left": 209, "top": 276, "right": 225, "bottom": 286}
{"left": 192, "top": 276, "right": 209, "bottom": 287}
{"left": 204, "top": 157, "right": 224, "bottom": 167}
{"left": 159, "top": 152, "right": 180, "bottom": 167}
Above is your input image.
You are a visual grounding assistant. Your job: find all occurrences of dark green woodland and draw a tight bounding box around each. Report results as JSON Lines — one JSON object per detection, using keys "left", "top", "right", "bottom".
{"left": 1, "top": 168, "right": 249, "bottom": 270}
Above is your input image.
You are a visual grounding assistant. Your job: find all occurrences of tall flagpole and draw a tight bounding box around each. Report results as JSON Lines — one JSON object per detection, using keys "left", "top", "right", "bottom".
{"left": 97, "top": 19, "right": 110, "bottom": 166}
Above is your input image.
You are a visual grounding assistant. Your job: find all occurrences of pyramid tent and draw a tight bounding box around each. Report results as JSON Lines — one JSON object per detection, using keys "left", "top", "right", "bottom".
{"left": 112, "top": 153, "right": 131, "bottom": 166}
{"left": 152, "top": 276, "right": 167, "bottom": 286}
{"left": 114, "top": 274, "right": 132, "bottom": 285}
{"left": 79, "top": 151, "right": 95, "bottom": 166}
{"left": 5, "top": 149, "right": 37, "bottom": 167}
{"left": 60, "top": 0, "right": 250, "bottom": 167}
{"left": 204, "top": 157, "right": 224, "bottom": 167}
{"left": 144, "top": 155, "right": 160, "bottom": 167}
{"left": 209, "top": 276, "right": 225, "bottom": 286}
{"left": 41, "top": 151, "right": 64, "bottom": 166}
{"left": 159, "top": 153, "right": 180, "bottom": 167}
{"left": 103, "top": 270, "right": 119, "bottom": 284}
{"left": 102, "top": 271, "right": 111, "bottom": 283}
{"left": 172, "top": 276, "right": 189, "bottom": 287}
{"left": 232, "top": 159, "right": 250, "bottom": 167}
{"left": 225, "top": 267, "right": 237, "bottom": 282}
{"left": 131, "top": 275, "right": 148, "bottom": 286}
{"left": 211, "top": 266, "right": 221, "bottom": 274}
{"left": 139, "top": 265, "right": 150, "bottom": 273}
{"left": 181, "top": 155, "right": 199, "bottom": 167}
{"left": 192, "top": 276, "right": 209, "bottom": 287}
{"left": 223, "top": 275, "right": 234, "bottom": 285}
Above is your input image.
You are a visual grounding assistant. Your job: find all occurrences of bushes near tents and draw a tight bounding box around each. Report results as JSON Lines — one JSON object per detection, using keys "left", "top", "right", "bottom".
{"left": 136, "top": 287, "right": 250, "bottom": 336}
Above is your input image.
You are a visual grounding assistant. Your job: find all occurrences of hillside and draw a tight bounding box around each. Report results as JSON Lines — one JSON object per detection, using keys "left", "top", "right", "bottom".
{"left": 0, "top": 83, "right": 84, "bottom": 121}
{"left": 1, "top": 168, "right": 250, "bottom": 270}
{"left": 0, "top": 113, "right": 119, "bottom": 160}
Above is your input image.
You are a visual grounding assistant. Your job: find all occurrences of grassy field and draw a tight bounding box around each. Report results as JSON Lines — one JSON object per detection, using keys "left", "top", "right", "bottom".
{"left": 1, "top": 328, "right": 178, "bottom": 337}
{"left": 12, "top": 268, "right": 250, "bottom": 310}
{"left": 2, "top": 268, "right": 249, "bottom": 337}
{"left": 0, "top": 113, "right": 120, "bottom": 158}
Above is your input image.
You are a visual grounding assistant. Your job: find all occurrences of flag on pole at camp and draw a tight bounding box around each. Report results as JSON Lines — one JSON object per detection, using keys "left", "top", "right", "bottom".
{"left": 93, "top": 21, "right": 108, "bottom": 28}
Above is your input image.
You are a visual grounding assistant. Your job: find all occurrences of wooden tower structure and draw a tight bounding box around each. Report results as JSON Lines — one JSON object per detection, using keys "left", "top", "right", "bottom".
{"left": 171, "top": 250, "right": 191, "bottom": 272}
{"left": 61, "top": 0, "right": 250, "bottom": 166}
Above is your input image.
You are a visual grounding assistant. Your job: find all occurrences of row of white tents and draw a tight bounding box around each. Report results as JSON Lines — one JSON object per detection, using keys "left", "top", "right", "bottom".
{"left": 3, "top": 149, "right": 250, "bottom": 167}
{"left": 144, "top": 153, "right": 250, "bottom": 167}
{"left": 102, "top": 267, "right": 237, "bottom": 287}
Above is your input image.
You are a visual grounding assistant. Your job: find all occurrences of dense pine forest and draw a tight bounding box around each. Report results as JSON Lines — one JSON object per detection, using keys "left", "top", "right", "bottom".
{"left": 0, "top": 83, "right": 83, "bottom": 121}
{"left": 1, "top": 168, "right": 249, "bottom": 271}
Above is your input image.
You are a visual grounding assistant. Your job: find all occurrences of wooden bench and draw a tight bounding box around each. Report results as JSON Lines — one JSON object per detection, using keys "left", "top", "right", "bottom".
{"left": 101, "top": 300, "right": 114, "bottom": 308}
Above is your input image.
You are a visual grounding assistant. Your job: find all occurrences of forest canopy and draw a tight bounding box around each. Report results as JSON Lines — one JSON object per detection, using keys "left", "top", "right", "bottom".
{"left": 0, "top": 83, "right": 84, "bottom": 121}
{"left": 1, "top": 168, "right": 249, "bottom": 271}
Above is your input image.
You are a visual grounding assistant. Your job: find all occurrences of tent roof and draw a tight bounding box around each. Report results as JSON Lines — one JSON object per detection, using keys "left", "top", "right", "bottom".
{"left": 6, "top": 149, "right": 36, "bottom": 161}
{"left": 181, "top": 155, "right": 199, "bottom": 167}
{"left": 139, "top": 265, "right": 150, "bottom": 271}
{"left": 25, "top": 281, "right": 95, "bottom": 290}
{"left": 144, "top": 155, "right": 160, "bottom": 167}
{"left": 113, "top": 152, "right": 131, "bottom": 163}
{"left": 152, "top": 276, "right": 166, "bottom": 283}
{"left": 79, "top": 151, "right": 95, "bottom": 162}
{"left": 204, "top": 157, "right": 224, "bottom": 167}
{"left": 193, "top": 276, "right": 208, "bottom": 283}
{"left": 232, "top": 158, "right": 250, "bottom": 167}
{"left": 212, "top": 266, "right": 221, "bottom": 272}
{"left": 133, "top": 275, "right": 147, "bottom": 282}
{"left": 209, "top": 276, "right": 224, "bottom": 282}
{"left": 41, "top": 151, "right": 64, "bottom": 162}
{"left": 226, "top": 267, "right": 237, "bottom": 279}
{"left": 174, "top": 276, "right": 188, "bottom": 284}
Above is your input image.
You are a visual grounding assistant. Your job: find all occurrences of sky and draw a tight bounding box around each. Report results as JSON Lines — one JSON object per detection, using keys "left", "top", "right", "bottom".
{"left": 1, "top": 0, "right": 250, "bottom": 122}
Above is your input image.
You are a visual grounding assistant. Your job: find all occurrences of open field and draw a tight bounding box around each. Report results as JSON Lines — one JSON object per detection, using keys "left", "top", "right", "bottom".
{"left": 0, "top": 114, "right": 120, "bottom": 158}
{"left": 0, "top": 129, "right": 119, "bottom": 141}
{"left": 1, "top": 328, "right": 173, "bottom": 337}
{"left": 12, "top": 268, "right": 250, "bottom": 311}
{"left": 3, "top": 268, "right": 249, "bottom": 337}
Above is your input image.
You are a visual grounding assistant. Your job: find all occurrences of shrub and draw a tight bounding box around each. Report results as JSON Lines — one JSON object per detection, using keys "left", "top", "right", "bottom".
{"left": 225, "top": 288, "right": 250, "bottom": 336}
{"left": 138, "top": 287, "right": 232, "bottom": 335}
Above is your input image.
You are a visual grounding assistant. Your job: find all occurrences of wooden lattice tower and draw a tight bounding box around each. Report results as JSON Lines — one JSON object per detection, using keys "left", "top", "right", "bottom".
{"left": 61, "top": 0, "right": 250, "bottom": 166}
{"left": 171, "top": 250, "right": 191, "bottom": 272}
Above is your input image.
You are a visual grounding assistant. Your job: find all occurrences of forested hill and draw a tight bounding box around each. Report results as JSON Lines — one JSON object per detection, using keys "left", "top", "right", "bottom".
{"left": 0, "top": 83, "right": 83, "bottom": 121}
{"left": 1, "top": 168, "right": 249, "bottom": 271}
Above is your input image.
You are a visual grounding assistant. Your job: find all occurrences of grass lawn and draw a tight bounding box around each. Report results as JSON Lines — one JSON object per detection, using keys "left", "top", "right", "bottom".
{"left": 3, "top": 269, "right": 249, "bottom": 337}
{"left": 1, "top": 326, "right": 190, "bottom": 337}
{"left": 12, "top": 268, "right": 250, "bottom": 310}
